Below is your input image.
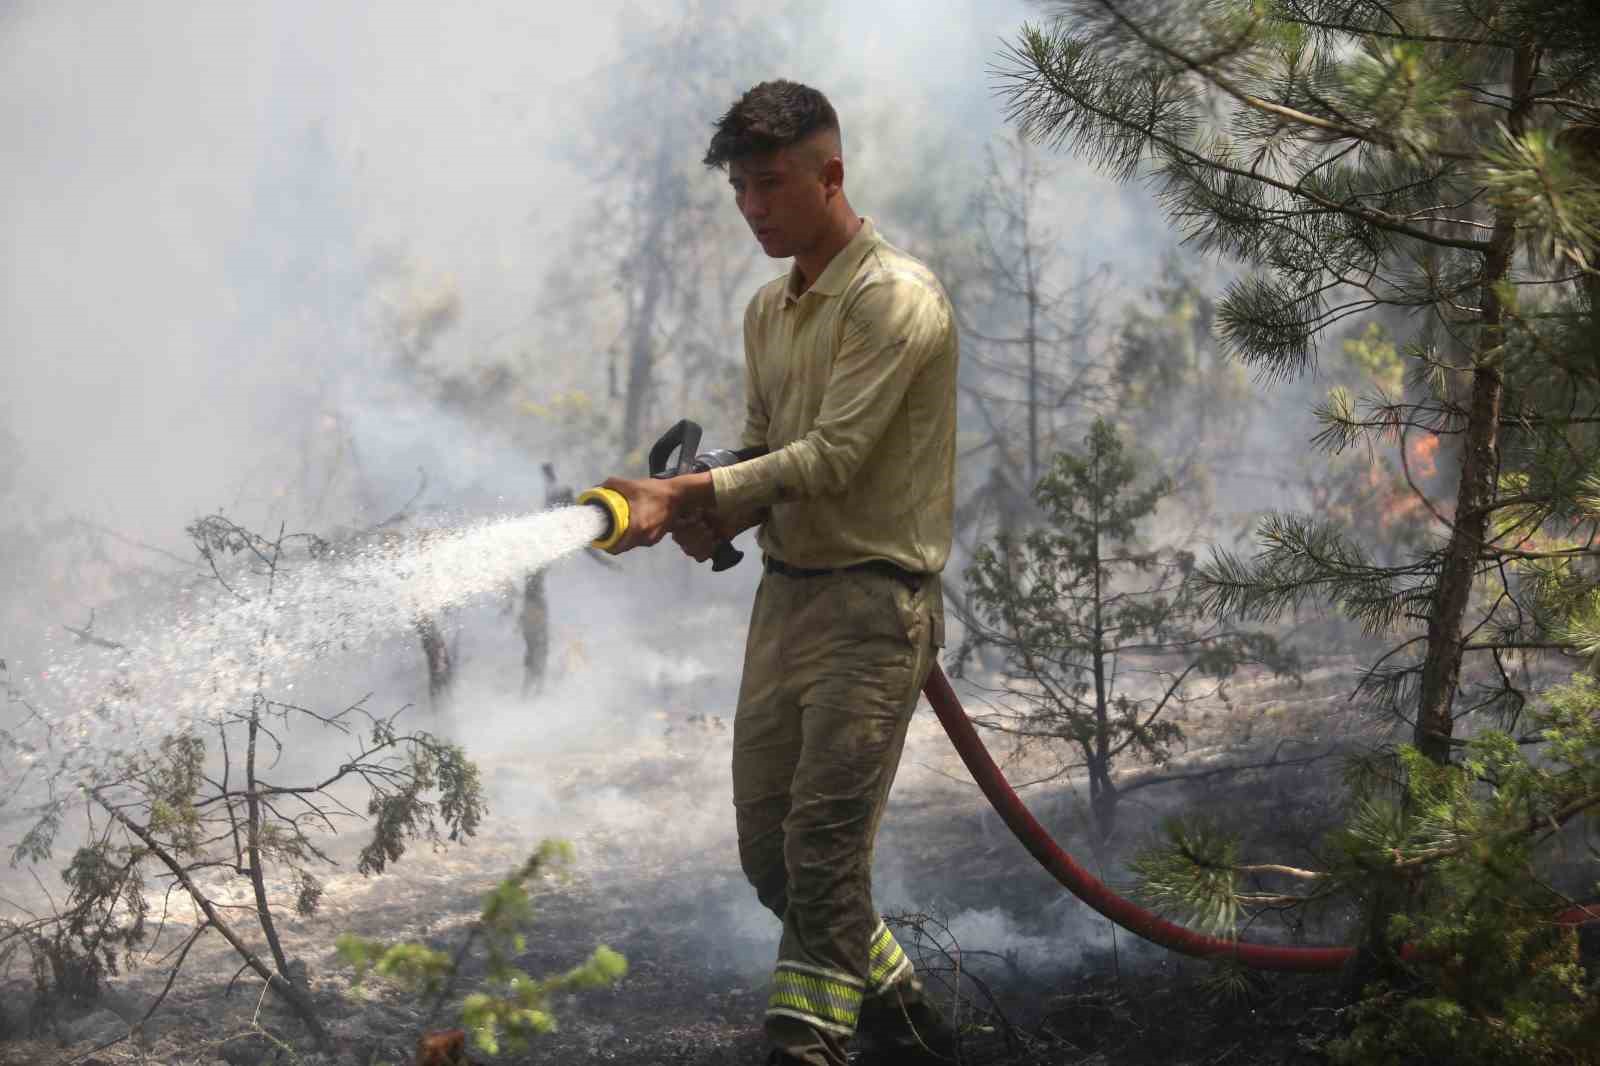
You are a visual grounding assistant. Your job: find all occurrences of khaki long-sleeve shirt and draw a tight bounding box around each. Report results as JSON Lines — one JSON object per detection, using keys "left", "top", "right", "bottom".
{"left": 710, "top": 218, "right": 957, "bottom": 574}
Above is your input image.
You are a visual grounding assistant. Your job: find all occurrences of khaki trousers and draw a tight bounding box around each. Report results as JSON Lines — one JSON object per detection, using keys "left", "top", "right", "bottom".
{"left": 733, "top": 564, "right": 942, "bottom": 1065}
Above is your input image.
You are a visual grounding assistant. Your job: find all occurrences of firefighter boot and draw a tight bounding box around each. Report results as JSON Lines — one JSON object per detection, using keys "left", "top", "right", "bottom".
{"left": 854, "top": 974, "right": 957, "bottom": 1064}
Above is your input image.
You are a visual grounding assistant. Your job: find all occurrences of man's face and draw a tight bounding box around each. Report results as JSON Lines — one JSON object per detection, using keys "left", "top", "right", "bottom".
{"left": 728, "top": 141, "right": 834, "bottom": 259}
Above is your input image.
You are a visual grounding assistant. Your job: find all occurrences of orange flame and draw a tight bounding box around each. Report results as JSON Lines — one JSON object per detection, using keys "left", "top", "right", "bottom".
{"left": 1407, "top": 434, "right": 1440, "bottom": 480}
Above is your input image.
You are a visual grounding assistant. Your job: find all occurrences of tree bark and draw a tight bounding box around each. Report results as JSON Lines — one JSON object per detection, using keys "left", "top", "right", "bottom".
{"left": 621, "top": 250, "right": 665, "bottom": 458}
{"left": 620, "top": 151, "right": 673, "bottom": 459}
{"left": 1412, "top": 45, "right": 1532, "bottom": 765}
{"left": 245, "top": 699, "right": 294, "bottom": 985}
{"left": 1090, "top": 439, "right": 1114, "bottom": 841}
{"left": 1414, "top": 371, "right": 1503, "bottom": 762}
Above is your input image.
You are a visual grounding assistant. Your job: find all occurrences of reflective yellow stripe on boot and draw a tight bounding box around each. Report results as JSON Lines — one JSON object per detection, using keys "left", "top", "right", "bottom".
{"left": 867, "top": 922, "right": 912, "bottom": 993}
{"left": 768, "top": 961, "right": 863, "bottom": 1037}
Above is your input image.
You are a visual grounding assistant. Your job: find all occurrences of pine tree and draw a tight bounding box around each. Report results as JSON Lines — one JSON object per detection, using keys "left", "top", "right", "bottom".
{"left": 958, "top": 418, "right": 1293, "bottom": 843}
{"left": 998, "top": 7, "right": 1600, "bottom": 1056}
{"left": 997, "top": 0, "right": 1600, "bottom": 764}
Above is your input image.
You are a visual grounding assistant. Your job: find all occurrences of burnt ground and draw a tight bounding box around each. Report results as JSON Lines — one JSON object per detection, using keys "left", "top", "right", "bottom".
{"left": 0, "top": 658, "right": 1368, "bottom": 1066}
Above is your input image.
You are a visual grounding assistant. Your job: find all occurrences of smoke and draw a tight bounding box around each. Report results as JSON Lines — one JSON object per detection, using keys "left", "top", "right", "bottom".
{"left": 0, "top": 0, "right": 1195, "bottom": 1000}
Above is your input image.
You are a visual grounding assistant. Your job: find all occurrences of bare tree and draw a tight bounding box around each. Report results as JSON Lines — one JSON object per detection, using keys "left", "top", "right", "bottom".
{"left": 566, "top": 1, "right": 779, "bottom": 460}
{"left": 957, "top": 135, "right": 1110, "bottom": 499}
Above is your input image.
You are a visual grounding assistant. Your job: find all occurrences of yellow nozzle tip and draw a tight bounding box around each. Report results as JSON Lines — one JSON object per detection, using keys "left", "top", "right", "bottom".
{"left": 577, "top": 487, "right": 629, "bottom": 551}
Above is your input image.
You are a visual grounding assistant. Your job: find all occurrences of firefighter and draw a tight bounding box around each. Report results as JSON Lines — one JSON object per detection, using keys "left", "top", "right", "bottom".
{"left": 599, "top": 81, "right": 958, "bottom": 1066}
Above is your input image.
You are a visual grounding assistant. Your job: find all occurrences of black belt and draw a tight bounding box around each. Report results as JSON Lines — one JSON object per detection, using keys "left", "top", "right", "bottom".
{"left": 763, "top": 554, "right": 925, "bottom": 590}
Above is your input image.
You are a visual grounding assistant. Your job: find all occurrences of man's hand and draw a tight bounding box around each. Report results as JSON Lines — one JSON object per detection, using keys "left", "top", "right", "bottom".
{"left": 671, "top": 513, "right": 722, "bottom": 563}
{"left": 672, "top": 508, "right": 766, "bottom": 564}
{"left": 598, "top": 471, "right": 716, "bottom": 554}
{"left": 599, "top": 476, "right": 675, "bottom": 553}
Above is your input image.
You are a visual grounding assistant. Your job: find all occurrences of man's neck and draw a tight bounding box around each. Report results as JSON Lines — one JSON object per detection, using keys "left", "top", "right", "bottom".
{"left": 793, "top": 210, "right": 862, "bottom": 294}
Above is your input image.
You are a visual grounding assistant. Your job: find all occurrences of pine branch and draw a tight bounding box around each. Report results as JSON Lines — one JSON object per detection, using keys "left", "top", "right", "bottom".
{"left": 1091, "top": 0, "right": 1479, "bottom": 161}
{"left": 1195, "top": 514, "right": 1435, "bottom": 632}
{"left": 997, "top": 28, "right": 1493, "bottom": 252}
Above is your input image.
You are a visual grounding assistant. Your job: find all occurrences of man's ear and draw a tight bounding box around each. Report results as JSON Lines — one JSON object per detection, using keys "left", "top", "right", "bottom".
{"left": 822, "top": 156, "right": 845, "bottom": 198}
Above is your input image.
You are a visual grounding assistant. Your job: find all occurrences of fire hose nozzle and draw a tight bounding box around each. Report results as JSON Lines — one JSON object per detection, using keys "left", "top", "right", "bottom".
{"left": 577, "top": 421, "right": 765, "bottom": 561}
{"left": 576, "top": 487, "right": 629, "bottom": 552}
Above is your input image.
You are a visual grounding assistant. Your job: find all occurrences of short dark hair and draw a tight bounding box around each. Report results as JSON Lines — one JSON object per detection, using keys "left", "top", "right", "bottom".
{"left": 703, "top": 80, "right": 840, "bottom": 170}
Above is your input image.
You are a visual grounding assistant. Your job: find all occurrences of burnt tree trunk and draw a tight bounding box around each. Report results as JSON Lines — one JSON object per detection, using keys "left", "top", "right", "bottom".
{"left": 520, "top": 571, "right": 549, "bottom": 697}
{"left": 416, "top": 615, "right": 453, "bottom": 711}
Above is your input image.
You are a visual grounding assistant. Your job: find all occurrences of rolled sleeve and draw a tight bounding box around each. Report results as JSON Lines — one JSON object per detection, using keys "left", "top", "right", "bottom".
{"left": 711, "top": 274, "right": 947, "bottom": 517}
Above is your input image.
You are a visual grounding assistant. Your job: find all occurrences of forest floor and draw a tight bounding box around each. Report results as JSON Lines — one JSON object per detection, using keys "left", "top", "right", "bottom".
{"left": 0, "top": 651, "right": 1372, "bottom": 1066}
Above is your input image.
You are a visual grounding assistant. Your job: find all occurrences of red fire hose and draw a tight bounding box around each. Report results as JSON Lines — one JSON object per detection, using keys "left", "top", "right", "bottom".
{"left": 921, "top": 663, "right": 1598, "bottom": 971}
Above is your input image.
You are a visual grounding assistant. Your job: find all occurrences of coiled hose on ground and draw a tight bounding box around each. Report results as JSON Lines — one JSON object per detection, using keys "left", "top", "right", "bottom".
{"left": 922, "top": 663, "right": 1597, "bottom": 972}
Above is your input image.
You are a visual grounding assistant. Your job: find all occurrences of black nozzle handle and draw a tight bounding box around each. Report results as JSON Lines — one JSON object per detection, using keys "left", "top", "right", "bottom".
{"left": 648, "top": 424, "right": 766, "bottom": 573}
{"left": 648, "top": 419, "right": 704, "bottom": 479}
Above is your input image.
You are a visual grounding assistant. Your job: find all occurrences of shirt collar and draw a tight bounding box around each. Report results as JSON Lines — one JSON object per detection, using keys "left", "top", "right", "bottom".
{"left": 784, "top": 217, "right": 879, "bottom": 305}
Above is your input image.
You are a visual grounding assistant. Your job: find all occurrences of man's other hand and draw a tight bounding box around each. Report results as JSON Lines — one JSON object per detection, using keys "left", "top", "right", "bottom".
{"left": 671, "top": 514, "right": 720, "bottom": 563}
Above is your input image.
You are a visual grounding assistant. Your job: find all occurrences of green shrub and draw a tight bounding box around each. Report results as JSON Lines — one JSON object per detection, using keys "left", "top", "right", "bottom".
{"left": 1327, "top": 679, "right": 1600, "bottom": 1065}
{"left": 338, "top": 841, "right": 626, "bottom": 1057}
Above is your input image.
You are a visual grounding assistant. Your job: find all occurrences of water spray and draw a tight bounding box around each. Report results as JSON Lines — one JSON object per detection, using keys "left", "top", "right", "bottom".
{"left": 8, "top": 506, "right": 611, "bottom": 793}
